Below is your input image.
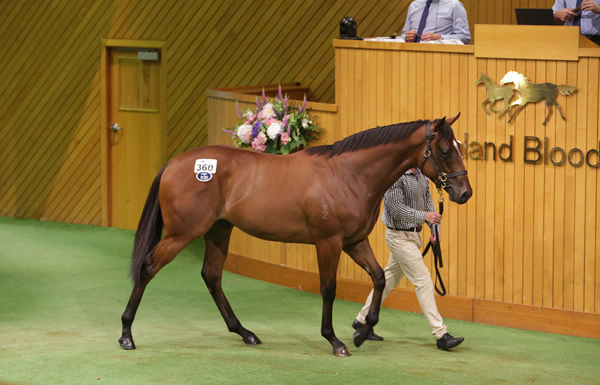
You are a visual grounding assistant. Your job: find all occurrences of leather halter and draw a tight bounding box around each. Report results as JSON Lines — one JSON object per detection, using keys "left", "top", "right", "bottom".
{"left": 420, "top": 121, "right": 467, "bottom": 190}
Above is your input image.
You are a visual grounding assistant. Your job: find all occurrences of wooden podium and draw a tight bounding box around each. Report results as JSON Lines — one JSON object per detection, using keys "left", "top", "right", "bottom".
{"left": 474, "top": 24, "right": 580, "bottom": 60}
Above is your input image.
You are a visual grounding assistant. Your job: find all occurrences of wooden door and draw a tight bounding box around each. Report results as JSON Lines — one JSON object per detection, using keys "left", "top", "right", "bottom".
{"left": 108, "top": 49, "right": 165, "bottom": 230}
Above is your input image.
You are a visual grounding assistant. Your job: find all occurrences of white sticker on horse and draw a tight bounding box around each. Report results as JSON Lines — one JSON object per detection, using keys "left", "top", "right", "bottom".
{"left": 194, "top": 159, "right": 217, "bottom": 182}
{"left": 194, "top": 159, "right": 217, "bottom": 174}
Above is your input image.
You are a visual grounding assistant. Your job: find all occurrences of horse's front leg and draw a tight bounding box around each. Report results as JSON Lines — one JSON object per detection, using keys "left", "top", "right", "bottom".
{"left": 315, "top": 237, "right": 349, "bottom": 357}
{"left": 343, "top": 239, "right": 385, "bottom": 348}
{"left": 481, "top": 100, "right": 491, "bottom": 114}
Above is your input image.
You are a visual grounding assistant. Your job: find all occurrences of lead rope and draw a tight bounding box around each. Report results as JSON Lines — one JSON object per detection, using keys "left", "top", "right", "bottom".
{"left": 422, "top": 187, "right": 447, "bottom": 296}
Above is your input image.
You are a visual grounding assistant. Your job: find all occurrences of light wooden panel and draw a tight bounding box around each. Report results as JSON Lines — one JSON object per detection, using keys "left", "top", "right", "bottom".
{"left": 1, "top": 0, "right": 552, "bottom": 226}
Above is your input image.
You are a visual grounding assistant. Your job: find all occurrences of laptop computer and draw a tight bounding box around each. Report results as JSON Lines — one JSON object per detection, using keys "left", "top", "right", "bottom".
{"left": 515, "top": 8, "right": 556, "bottom": 25}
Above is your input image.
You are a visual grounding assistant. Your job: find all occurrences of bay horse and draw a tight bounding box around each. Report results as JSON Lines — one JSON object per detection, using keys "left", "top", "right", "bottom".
{"left": 500, "top": 70, "right": 577, "bottom": 126}
{"left": 475, "top": 73, "right": 514, "bottom": 119}
{"left": 118, "top": 114, "right": 472, "bottom": 357}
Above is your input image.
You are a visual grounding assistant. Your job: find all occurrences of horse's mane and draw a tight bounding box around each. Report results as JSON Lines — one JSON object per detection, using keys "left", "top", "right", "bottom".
{"left": 506, "top": 71, "right": 528, "bottom": 83}
{"left": 306, "top": 119, "right": 436, "bottom": 157}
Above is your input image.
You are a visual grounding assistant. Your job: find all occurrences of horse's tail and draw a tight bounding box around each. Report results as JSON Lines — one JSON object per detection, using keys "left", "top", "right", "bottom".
{"left": 558, "top": 85, "right": 577, "bottom": 96}
{"left": 130, "top": 162, "right": 169, "bottom": 286}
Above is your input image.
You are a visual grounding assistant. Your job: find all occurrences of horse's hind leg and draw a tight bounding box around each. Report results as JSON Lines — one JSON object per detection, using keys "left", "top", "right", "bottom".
{"left": 202, "top": 220, "right": 261, "bottom": 345}
{"left": 343, "top": 239, "right": 385, "bottom": 348}
{"left": 119, "top": 234, "right": 192, "bottom": 349}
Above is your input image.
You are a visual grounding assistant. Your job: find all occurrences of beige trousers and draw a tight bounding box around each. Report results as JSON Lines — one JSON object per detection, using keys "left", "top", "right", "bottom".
{"left": 356, "top": 228, "right": 447, "bottom": 339}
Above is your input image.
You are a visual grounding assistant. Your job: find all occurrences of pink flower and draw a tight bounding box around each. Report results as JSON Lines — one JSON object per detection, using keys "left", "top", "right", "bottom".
{"left": 282, "top": 114, "right": 290, "bottom": 128}
{"left": 252, "top": 133, "right": 267, "bottom": 152}
{"left": 255, "top": 131, "right": 267, "bottom": 144}
{"left": 280, "top": 131, "right": 290, "bottom": 145}
{"left": 245, "top": 111, "right": 256, "bottom": 123}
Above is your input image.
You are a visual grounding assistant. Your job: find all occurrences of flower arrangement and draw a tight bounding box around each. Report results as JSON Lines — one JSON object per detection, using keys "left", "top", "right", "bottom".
{"left": 225, "top": 86, "right": 321, "bottom": 155}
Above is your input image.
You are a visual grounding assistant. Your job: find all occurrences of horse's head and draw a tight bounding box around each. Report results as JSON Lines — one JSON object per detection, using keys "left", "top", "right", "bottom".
{"left": 475, "top": 73, "right": 488, "bottom": 85}
{"left": 420, "top": 113, "right": 472, "bottom": 204}
{"left": 500, "top": 71, "right": 523, "bottom": 87}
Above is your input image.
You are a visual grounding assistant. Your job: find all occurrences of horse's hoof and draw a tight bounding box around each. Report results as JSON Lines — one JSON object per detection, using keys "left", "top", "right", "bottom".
{"left": 243, "top": 333, "right": 262, "bottom": 345}
{"left": 333, "top": 345, "right": 351, "bottom": 357}
{"left": 119, "top": 336, "right": 136, "bottom": 350}
{"left": 353, "top": 330, "right": 367, "bottom": 347}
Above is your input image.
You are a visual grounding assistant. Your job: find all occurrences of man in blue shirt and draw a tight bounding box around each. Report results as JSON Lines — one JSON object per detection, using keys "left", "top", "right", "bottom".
{"left": 401, "top": 0, "right": 471, "bottom": 44}
{"left": 553, "top": 0, "right": 600, "bottom": 45}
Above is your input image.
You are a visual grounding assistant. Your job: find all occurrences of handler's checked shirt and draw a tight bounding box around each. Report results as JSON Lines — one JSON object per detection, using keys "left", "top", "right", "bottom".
{"left": 381, "top": 168, "right": 440, "bottom": 234}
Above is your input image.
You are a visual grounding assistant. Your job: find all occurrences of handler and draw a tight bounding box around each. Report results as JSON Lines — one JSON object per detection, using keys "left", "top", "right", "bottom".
{"left": 352, "top": 168, "right": 464, "bottom": 350}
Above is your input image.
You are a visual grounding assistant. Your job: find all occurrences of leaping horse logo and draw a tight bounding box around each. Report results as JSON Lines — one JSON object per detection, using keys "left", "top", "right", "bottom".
{"left": 500, "top": 71, "right": 577, "bottom": 126}
{"left": 476, "top": 71, "right": 577, "bottom": 126}
{"left": 475, "top": 73, "right": 515, "bottom": 120}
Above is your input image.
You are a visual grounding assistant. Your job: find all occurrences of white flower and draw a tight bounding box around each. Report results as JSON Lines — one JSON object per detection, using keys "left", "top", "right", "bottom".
{"left": 262, "top": 103, "right": 275, "bottom": 119}
{"left": 267, "top": 122, "right": 283, "bottom": 140}
{"left": 302, "top": 118, "right": 309, "bottom": 128}
{"left": 236, "top": 123, "right": 252, "bottom": 144}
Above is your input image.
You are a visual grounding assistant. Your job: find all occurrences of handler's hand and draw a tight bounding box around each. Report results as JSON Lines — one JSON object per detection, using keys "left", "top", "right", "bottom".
{"left": 424, "top": 211, "right": 441, "bottom": 225}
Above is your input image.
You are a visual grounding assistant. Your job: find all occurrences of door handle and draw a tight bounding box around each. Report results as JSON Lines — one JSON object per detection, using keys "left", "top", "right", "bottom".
{"left": 109, "top": 123, "right": 122, "bottom": 132}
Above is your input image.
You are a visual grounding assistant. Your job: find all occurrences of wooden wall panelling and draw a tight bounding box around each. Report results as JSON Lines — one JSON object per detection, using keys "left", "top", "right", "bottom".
{"left": 585, "top": 58, "right": 599, "bottom": 313}
{"left": 1, "top": 0, "right": 559, "bottom": 225}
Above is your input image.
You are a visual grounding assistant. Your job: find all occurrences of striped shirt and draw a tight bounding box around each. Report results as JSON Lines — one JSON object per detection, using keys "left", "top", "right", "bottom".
{"left": 381, "top": 169, "right": 439, "bottom": 233}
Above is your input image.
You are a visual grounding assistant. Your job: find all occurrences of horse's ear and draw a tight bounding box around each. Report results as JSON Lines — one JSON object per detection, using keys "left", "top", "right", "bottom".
{"left": 433, "top": 117, "right": 447, "bottom": 131}
{"left": 445, "top": 113, "right": 461, "bottom": 126}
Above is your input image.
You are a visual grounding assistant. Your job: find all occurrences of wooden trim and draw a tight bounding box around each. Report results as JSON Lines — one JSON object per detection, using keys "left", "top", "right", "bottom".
{"left": 101, "top": 39, "right": 165, "bottom": 49}
{"left": 332, "top": 38, "right": 475, "bottom": 53}
{"left": 99, "top": 43, "right": 110, "bottom": 227}
{"left": 224, "top": 253, "right": 600, "bottom": 339}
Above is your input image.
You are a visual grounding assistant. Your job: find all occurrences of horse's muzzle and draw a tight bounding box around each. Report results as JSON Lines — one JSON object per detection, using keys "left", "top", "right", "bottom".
{"left": 446, "top": 185, "right": 472, "bottom": 204}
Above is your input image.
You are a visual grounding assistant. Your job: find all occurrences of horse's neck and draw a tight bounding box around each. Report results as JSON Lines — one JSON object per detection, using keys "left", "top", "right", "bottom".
{"left": 334, "top": 139, "right": 423, "bottom": 199}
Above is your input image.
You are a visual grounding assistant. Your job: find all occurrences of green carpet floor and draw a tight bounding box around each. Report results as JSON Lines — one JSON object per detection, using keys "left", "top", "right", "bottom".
{"left": 1, "top": 217, "right": 599, "bottom": 385}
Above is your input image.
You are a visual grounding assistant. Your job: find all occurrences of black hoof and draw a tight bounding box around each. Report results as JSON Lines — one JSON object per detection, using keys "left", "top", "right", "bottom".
{"left": 242, "top": 333, "right": 262, "bottom": 345}
{"left": 333, "top": 345, "right": 351, "bottom": 357}
{"left": 119, "top": 336, "right": 136, "bottom": 350}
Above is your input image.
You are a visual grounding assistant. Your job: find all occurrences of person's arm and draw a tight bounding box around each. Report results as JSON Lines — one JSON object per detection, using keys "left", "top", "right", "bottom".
{"left": 553, "top": 0, "right": 577, "bottom": 24}
{"left": 401, "top": 3, "right": 418, "bottom": 42}
{"left": 581, "top": 0, "right": 600, "bottom": 14}
{"left": 438, "top": 3, "right": 471, "bottom": 44}
{"left": 424, "top": 185, "right": 441, "bottom": 241}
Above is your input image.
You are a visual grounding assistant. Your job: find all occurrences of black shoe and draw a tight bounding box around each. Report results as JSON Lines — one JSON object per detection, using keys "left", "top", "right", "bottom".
{"left": 352, "top": 319, "right": 384, "bottom": 341}
{"left": 436, "top": 333, "right": 464, "bottom": 350}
